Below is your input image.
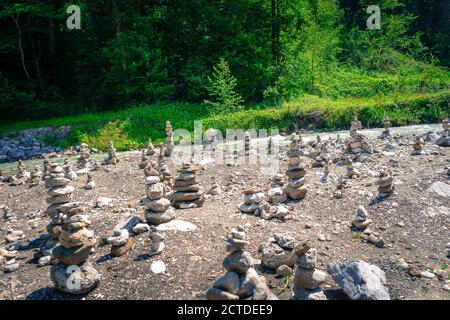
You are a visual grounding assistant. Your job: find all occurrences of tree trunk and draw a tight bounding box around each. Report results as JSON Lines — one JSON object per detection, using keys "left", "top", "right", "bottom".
{"left": 10, "top": 13, "right": 31, "bottom": 80}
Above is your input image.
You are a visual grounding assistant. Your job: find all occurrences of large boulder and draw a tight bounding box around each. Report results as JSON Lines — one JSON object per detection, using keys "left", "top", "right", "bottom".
{"left": 328, "top": 260, "right": 390, "bottom": 300}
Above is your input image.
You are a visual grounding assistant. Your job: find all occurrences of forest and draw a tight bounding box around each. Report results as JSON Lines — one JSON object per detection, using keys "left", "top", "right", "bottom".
{"left": 0, "top": 0, "right": 449, "bottom": 146}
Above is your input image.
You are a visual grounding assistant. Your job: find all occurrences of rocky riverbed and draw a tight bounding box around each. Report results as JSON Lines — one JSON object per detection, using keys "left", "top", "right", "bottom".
{"left": 0, "top": 123, "right": 449, "bottom": 300}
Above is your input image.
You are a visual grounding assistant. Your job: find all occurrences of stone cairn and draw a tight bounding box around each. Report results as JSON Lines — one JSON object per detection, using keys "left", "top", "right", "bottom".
{"left": 378, "top": 115, "right": 392, "bottom": 139}
{"left": 30, "top": 165, "right": 43, "bottom": 186}
{"left": 262, "top": 175, "right": 291, "bottom": 220}
{"left": 43, "top": 155, "right": 51, "bottom": 179}
{"left": 146, "top": 138, "right": 156, "bottom": 156}
{"left": 292, "top": 245, "right": 328, "bottom": 300}
{"left": 63, "top": 158, "right": 77, "bottom": 180}
{"left": 139, "top": 150, "right": 149, "bottom": 169}
{"left": 437, "top": 118, "right": 450, "bottom": 147}
{"left": 206, "top": 226, "right": 274, "bottom": 300}
{"left": 11, "top": 160, "right": 29, "bottom": 185}
{"left": 284, "top": 134, "right": 307, "bottom": 200}
{"left": 352, "top": 206, "right": 372, "bottom": 230}
{"left": 84, "top": 173, "right": 96, "bottom": 190}
{"left": 107, "top": 224, "right": 135, "bottom": 257}
{"left": 77, "top": 143, "right": 91, "bottom": 169}
{"left": 312, "top": 142, "right": 332, "bottom": 167}
{"left": 45, "top": 163, "right": 100, "bottom": 294}
{"left": 238, "top": 189, "right": 265, "bottom": 216}
{"left": 347, "top": 117, "right": 373, "bottom": 157}
{"left": 171, "top": 163, "right": 204, "bottom": 209}
{"left": 157, "top": 147, "right": 173, "bottom": 193}
{"left": 143, "top": 161, "right": 175, "bottom": 225}
{"left": 244, "top": 133, "right": 251, "bottom": 156}
{"left": 149, "top": 225, "right": 165, "bottom": 256}
{"left": 320, "top": 162, "right": 334, "bottom": 183}
{"left": 412, "top": 136, "right": 426, "bottom": 155}
{"left": 92, "top": 160, "right": 101, "bottom": 171}
{"left": 105, "top": 140, "right": 118, "bottom": 165}
{"left": 346, "top": 156, "right": 360, "bottom": 178}
{"left": 164, "top": 121, "right": 175, "bottom": 157}
{"left": 375, "top": 169, "right": 394, "bottom": 197}
{"left": 260, "top": 233, "right": 297, "bottom": 273}
{"left": 334, "top": 176, "right": 350, "bottom": 199}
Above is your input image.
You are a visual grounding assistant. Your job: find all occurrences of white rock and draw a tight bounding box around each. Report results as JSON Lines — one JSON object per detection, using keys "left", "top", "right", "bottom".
{"left": 150, "top": 261, "right": 166, "bottom": 274}
{"left": 155, "top": 220, "right": 197, "bottom": 232}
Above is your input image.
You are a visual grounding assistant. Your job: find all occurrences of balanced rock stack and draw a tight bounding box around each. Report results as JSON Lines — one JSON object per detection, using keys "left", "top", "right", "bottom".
{"left": 157, "top": 147, "right": 173, "bottom": 193}
{"left": 412, "top": 136, "right": 426, "bottom": 155}
{"left": 239, "top": 189, "right": 265, "bottom": 215}
{"left": 43, "top": 155, "right": 50, "bottom": 179}
{"left": 30, "top": 165, "right": 43, "bottom": 186}
{"left": 352, "top": 206, "right": 372, "bottom": 230}
{"left": 347, "top": 117, "right": 373, "bottom": 156}
{"left": 206, "top": 226, "right": 274, "bottom": 300}
{"left": 64, "top": 161, "right": 78, "bottom": 180}
{"left": 346, "top": 157, "right": 360, "bottom": 178}
{"left": 376, "top": 169, "right": 394, "bottom": 196}
{"left": 46, "top": 165, "right": 100, "bottom": 294}
{"left": 285, "top": 134, "right": 307, "bottom": 200}
{"left": 84, "top": 173, "right": 96, "bottom": 190}
{"left": 312, "top": 143, "right": 331, "bottom": 167}
{"left": 107, "top": 227, "right": 135, "bottom": 257}
{"left": 164, "top": 121, "right": 175, "bottom": 157}
{"left": 436, "top": 118, "right": 450, "bottom": 147}
{"left": 139, "top": 150, "right": 149, "bottom": 169}
{"left": 266, "top": 174, "right": 287, "bottom": 205}
{"left": 149, "top": 225, "right": 165, "bottom": 256}
{"left": 292, "top": 246, "right": 328, "bottom": 300}
{"left": 378, "top": 115, "right": 392, "bottom": 139}
{"left": 146, "top": 138, "right": 156, "bottom": 156}
{"left": 13, "top": 160, "right": 30, "bottom": 185}
{"left": 172, "top": 163, "right": 204, "bottom": 209}
{"left": 244, "top": 133, "right": 251, "bottom": 156}
{"left": 77, "top": 143, "right": 91, "bottom": 169}
{"left": 143, "top": 161, "right": 175, "bottom": 224}
{"left": 105, "top": 140, "right": 118, "bottom": 165}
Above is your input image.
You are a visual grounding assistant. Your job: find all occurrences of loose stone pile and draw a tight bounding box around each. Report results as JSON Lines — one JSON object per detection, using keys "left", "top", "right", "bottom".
{"left": 260, "top": 233, "right": 297, "bottom": 271}
{"left": 436, "top": 118, "right": 449, "bottom": 147}
{"left": 171, "top": 163, "right": 204, "bottom": 209}
{"left": 352, "top": 206, "right": 372, "bottom": 230}
{"left": 375, "top": 169, "right": 394, "bottom": 196}
{"left": 146, "top": 138, "right": 156, "bottom": 156}
{"left": 412, "top": 136, "right": 426, "bottom": 155}
{"left": 347, "top": 117, "right": 373, "bottom": 158}
{"left": 346, "top": 157, "right": 360, "bottom": 179}
{"left": 105, "top": 140, "right": 118, "bottom": 165}
{"left": 292, "top": 246, "right": 328, "bottom": 300}
{"left": 378, "top": 115, "right": 392, "bottom": 139}
{"left": 206, "top": 226, "right": 274, "bottom": 300}
{"left": 77, "top": 143, "right": 91, "bottom": 169}
{"left": 45, "top": 164, "right": 99, "bottom": 294}
{"left": 164, "top": 121, "right": 175, "bottom": 157}
{"left": 238, "top": 189, "right": 265, "bottom": 215}
{"left": 143, "top": 161, "right": 175, "bottom": 224}
{"left": 284, "top": 134, "right": 307, "bottom": 200}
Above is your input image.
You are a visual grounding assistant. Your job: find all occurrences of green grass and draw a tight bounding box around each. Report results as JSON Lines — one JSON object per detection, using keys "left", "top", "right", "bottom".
{"left": 0, "top": 91, "right": 449, "bottom": 151}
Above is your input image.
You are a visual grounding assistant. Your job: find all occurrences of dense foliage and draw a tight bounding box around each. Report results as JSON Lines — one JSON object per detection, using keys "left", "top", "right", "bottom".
{"left": 0, "top": 0, "right": 448, "bottom": 122}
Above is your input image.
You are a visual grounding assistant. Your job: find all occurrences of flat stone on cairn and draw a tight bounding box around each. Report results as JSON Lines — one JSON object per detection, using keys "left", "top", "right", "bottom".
{"left": 47, "top": 164, "right": 99, "bottom": 294}
{"left": 436, "top": 118, "right": 450, "bottom": 147}
{"left": 143, "top": 161, "right": 175, "bottom": 224}
{"left": 375, "top": 169, "right": 394, "bottom": 196}
{"left": 284, "top": 134, "right": 307, "bottom": 200}
{"left": 206, "top": 227, "right": 275, "bottom": 300}
{"left": 164, "top": 121, "right": 175, "bottom": 157}
{"left": 291, "top": 247, "right": 328, "bottom": 300}
{"left": 352, "top": 206, "right": 372, "bottom": 229}
{"left": 412, "top": 136, "right": 426, "bottom": 155}
{"left": 172, "top": 163, "right": 204, "bottom": 209}
{"left": 146, "top": 138, "right": 156, "bottom": 156}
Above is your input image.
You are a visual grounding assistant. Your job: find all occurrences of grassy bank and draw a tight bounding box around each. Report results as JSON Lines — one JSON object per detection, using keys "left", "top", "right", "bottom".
{"left": 1, "top": 91, "right": 449, "bottom": 151}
